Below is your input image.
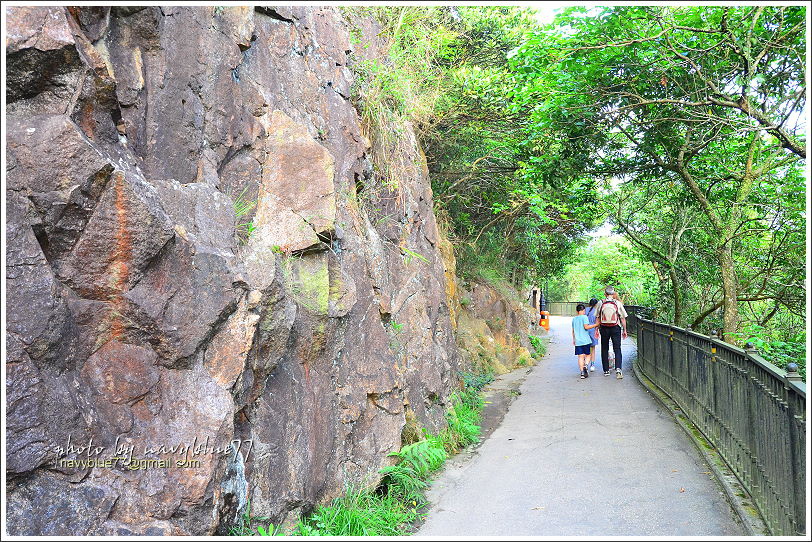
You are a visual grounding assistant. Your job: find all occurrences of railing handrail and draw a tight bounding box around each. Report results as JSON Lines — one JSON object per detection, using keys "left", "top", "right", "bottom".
{"left": 628, "top": 308, "right": 806, "bottom": 536}
{"left": 637, "top": 316, "right": 807, "bottom": 397}
{"left": 630, "top": 312, "right": 806, "bottom": 399}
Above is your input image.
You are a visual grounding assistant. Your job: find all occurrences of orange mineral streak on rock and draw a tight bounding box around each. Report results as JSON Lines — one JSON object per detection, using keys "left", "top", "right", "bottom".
{"left": 110, "top": 171, "right": 132, "bottom": 340}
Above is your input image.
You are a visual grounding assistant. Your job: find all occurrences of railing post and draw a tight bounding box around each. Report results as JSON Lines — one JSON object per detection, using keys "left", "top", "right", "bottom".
{"left": 646, "top": 312, "right": 655, "bottom": 379}
{"left": 784, "top": 362, "right": 805, "bottom": 535}
{"left": 668, "top": 328, "right": 675, "bottom": 393}
{"left": 743, "top": 342, "right": 763, "bottom": 520}
{"left": 709, "top": 330, "right": 722, "bottom": 438}
{"left": 785, "top": 362, "right": 803, "bottom": 383}
{"left": 637, "top": 314, "right": 644, "bottom": 371}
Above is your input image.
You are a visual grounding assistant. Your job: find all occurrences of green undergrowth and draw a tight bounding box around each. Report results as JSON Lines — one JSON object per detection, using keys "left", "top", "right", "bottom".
{"left": 231, "top": 370, "right": 492, "bottom": 536}
{"left": 729, "top": 323, "right": 806, "bottom": 381}
{"left": 339, "top": 6, "right": 455, "bottom": 191}
{"left": 454, "top": 240, "right": 526, "bottom": 307}
{"left": 468, "top": 266, "right": 525, "bottom": 307}
{"left": 528, "top": 335, "right": 548, "bottom": 359}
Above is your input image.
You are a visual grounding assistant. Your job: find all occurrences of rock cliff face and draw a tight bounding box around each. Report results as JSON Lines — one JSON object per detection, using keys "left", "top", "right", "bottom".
{"left": 455, "top": 281, "right": 540, "bottom": 376}
{"left": 5, "top": 6, "right": 459, "bottom": 535}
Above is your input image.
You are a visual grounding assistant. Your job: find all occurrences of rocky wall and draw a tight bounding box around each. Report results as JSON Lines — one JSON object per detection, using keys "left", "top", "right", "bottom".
{"left": 5, "top": 6, "right": 459, "bottom": 535}
{"left": 437, "top": 237, "right": 541, "bottom": 378}
{"left": 455, "top": 281, "right": 540, "bottom": 375}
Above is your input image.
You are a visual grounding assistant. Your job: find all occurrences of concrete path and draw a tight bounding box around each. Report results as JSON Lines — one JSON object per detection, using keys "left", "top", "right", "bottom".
{"left": 417, "top": 316, "right": 745, "bottom": 536}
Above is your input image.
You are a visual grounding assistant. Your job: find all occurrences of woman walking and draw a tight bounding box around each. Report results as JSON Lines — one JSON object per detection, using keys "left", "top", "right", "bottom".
{"left": 584, "top": 298, "right": 599, "bottom": 371}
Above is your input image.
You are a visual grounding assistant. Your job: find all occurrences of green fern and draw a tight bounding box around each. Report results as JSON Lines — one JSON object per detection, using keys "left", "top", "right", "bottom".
{"left": 441, "top": 391, "right": 482, "bottom": 452}
{"left": 379, "top": 464, "right": 427, "bottom": 501}
{"left": 379, "top": 437, "right": 448, "bottom": 502}
{"left": 388, "top": 439, "right": 447, "bottom": 477}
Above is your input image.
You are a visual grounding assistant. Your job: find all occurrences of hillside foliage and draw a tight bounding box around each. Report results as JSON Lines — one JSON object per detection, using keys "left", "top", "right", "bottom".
{"left": 343, "top": 5, "right": 806, "bottom": 373}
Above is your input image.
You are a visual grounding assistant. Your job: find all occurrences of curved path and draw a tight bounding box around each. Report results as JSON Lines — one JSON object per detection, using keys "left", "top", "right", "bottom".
{"left": 417, "top": 316, "right": 745, "bottom": 536}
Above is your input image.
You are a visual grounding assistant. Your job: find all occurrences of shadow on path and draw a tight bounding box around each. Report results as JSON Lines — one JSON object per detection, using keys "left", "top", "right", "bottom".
{"left": 417, "top": 316, "right": 745, "bottom": 536}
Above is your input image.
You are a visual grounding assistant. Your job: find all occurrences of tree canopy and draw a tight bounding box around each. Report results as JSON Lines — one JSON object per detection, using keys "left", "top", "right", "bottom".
{"left": 510, "top": 5, "right": 806, "bottom": 347}
{"left": 346, "top": 5, "right": 806, "bottom": 375}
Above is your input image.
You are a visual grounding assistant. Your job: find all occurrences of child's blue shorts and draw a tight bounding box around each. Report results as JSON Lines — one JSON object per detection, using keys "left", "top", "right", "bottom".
{"left": 575, "top": 344, "right": 591, "bottom": 355}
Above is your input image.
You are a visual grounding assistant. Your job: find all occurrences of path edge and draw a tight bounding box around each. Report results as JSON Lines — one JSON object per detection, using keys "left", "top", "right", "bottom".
{"left": 630, "top": 358, "right": 770, "bottom": 536}
{"left": 411, "top": 364, "right": 533, "bottom": 533}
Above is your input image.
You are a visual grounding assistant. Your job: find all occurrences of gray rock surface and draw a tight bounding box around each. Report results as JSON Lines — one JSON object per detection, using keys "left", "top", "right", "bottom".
{"left": 5, "top": 6, "right": 461, "bottom": 535}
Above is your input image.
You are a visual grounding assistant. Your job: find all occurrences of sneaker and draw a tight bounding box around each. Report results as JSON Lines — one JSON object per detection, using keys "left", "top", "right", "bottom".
{"left": 589, "top": 363, "right": 595, "bottom": 372}
{"left": 604, "top": 371, "right": 610, "bottom": 376}
{"left": 616, "top": 369, "right": 623, "bottom": 380}
{"left": 584, "top": 369, "right": 589, "bottom": 378}
{"left": 580, "top": 371, "right": 586, "bottom": 379}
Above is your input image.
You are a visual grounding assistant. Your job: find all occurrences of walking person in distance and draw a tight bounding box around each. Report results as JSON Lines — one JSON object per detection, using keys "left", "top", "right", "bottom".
{"left": 594, "top": 286, "right": 628, "bottom": 379}
{"left": 605, "top": 290, "right": 624, "bottom": 369}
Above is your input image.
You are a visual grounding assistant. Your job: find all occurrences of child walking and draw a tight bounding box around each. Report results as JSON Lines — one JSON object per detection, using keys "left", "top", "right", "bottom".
{"left": 573, "top": 303, "right": 600, "bottom": 379}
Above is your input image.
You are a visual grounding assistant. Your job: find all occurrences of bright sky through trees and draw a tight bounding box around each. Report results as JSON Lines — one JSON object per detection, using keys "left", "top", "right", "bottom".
{"left": 532, "top": 3, "right": 559, "bottom": 26}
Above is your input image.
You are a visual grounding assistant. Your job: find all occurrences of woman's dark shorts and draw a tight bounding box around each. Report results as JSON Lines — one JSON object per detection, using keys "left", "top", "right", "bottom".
{"left": 575, "top": 344, "right": 591, "bottom": 355}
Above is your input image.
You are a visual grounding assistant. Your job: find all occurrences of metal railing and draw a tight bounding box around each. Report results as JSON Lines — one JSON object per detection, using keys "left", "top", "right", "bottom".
{"left": 546, "top": 301, "right": 587, "bottom": 316}
{"left": 624, "top": 304, "right": 653, "bottom": 330}
{"left": 626, "top": 307, "right": 806, "bottom": 536}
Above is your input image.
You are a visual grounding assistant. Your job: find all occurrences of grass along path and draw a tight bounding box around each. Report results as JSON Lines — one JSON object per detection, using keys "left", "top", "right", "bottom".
{"left": 229, "top": 370, "right": 491, "bottom": 536}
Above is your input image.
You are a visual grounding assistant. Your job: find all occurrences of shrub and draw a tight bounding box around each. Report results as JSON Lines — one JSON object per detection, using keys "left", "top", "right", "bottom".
{"left": 440, "top": 389, "right": 482, "bottom": 453}
{"left": 292, "top": 488, "right": 417, "bottom": 536}
{"left": 529, "top": 334, "right": 547, "bottom": 358}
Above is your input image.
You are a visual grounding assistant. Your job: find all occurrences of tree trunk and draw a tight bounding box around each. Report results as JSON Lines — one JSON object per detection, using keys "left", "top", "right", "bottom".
{"left": 669, "top": 265, "right": 682, "bottom": 326}
{"left": 718, "top": 243, "right": 739, "bottom": 342}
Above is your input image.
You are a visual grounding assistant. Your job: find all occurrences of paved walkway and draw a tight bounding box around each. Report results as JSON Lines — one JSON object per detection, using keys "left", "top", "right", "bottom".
{"left": 418, "top": 316, "right": 745, "bottom": 536}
